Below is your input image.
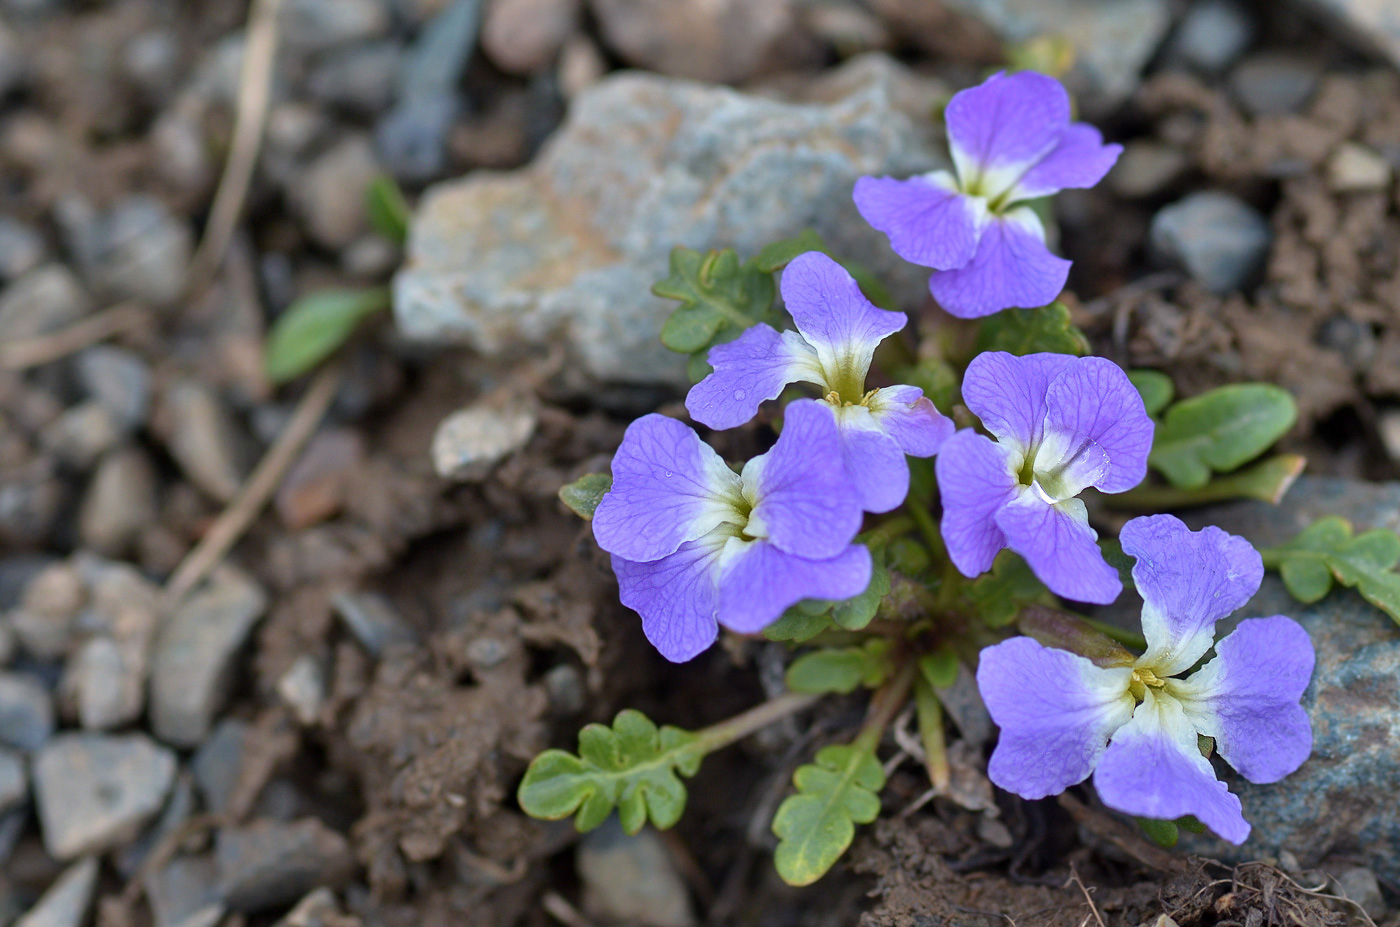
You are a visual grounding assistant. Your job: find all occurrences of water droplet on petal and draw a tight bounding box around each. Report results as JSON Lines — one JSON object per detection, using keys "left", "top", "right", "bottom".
{"left": 664, "top": 470, "right": 673, "bottom": 478}
{"left": 734, "top": 389, "right": 746, "bottom": 401}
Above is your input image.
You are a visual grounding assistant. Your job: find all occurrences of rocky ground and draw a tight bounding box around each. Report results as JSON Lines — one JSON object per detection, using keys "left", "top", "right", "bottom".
{"left": 2, "top": 0, "right": 1400, "bottom": 926}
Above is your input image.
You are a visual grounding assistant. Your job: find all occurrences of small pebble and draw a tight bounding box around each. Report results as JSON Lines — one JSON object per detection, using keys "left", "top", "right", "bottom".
{"left": 191, "top": 719, "right": 248, "bottom": 817}
{"left": 0, "top": 672, "right": 55, "bottom": 750}
{"left": 431, "top": 401, "right": 537, "bottom": 481}
{"left": 1379, "top": 410, "right": 1400, "bottom": 464}
{"left": 0, "top": 747, "right": 26, "bottom": 814}
{"left": 276, "top": 656, "right": 326, "bottom": 726}
{"left": 39, "top": 402, "right": 123, "bottom": 471}
{"left": 144, "top": 854, "right": 223, "bottom": 927}
{"left": 274, "top": 429, "right": 365, "bottom": 531}
{"left": 557, "top": 34, "right": 607, "bottom": 100}
{"left": 578, "top": 820, "right": 696, "bottom": 927}
{"left": 1166, "top": 0, "right": 1253, "bottom": 73}
{"left": 331, "top": 591, "right": 418, "bottom": 656}
{"left": 1109, "top": 141, "right": 1188, "bottom": 199}
{"left": 76, "top": 346, "right": 152, "bottom": 431}
{"left": 1150, "top": 191, "right": 1272, "bottom": 293}
{"left": 0, "top": 264, "right": 93, "bottom": 341}
{"left": 216, "top": 818, "right": 355, "bottom": 913}
{"left": 78, "top": 446, "right": 159, "bottom": 556}
{"left": 1230, "top": 52, "right": 1320, "bottom": 117}
{"left": 8, "top": 563, "right": 85, "bottom": 660}
{"left": 482, "top": 0, "right": 579, "bottom": 75}
{"left": 279, "top": 0, "right": 392, "bottom": 53}
{"left": 0, "top": 216, "right": 46, "bottom": 281}
{"left": 1335, "top": 866, "right": 1386, "bottom": 919}
{"left": 13, "top": 857, "right": 98, "bottom": 927}
{"left": 544, "top": 663, "right": 585, "bottom": 714}
{"left": 307, "top": 41, "right": 403, "bottom": 115}
{"left": 1327, "top": 142, "right": 1391, "bottom": 193}
{"left": 292, "top": 136, "right": 382, "bottom": 250}
{"left": 159, "top": 380, "right": 251, "bottom": 504}
{"left": 70, "top": 195, "right": 192, "bottom": 306}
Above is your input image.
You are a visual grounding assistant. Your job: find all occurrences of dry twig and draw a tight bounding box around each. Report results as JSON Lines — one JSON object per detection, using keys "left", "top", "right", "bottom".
{"left": 1056, "top": 792, "right": 1187, "bottom": 874}
{"left": 0, "top": 302, "right": 151, "bottom": 370}
{"left": 542, "top": 893, "right": 597, "bottom": 927}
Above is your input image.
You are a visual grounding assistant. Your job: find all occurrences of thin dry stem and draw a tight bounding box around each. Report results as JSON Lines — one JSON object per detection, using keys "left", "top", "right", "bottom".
{"left": 0, "top": 302, "right": 150, "bottom": 370}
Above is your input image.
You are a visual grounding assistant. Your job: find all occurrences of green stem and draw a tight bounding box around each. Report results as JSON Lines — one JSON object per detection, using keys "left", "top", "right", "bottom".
{"left": 1101, "top": 454, "right": 1305, "bottom": 510}
{"left": 905, "top": 500, "right": 945, "bottom": 562}
{"left": 1078, "top": 615, "right": 1148, "bottom": 653}
{"left": 853, "top": 660, "right": 917, "bottom": 754}
{"left": 692, "top": 692, "right": 819, "bottom": 755}
{"left": 913, "top": 676, "right": 950, "bottom": 791}
{"left": 864, "top": 514, "right": 915, "bottom": 546}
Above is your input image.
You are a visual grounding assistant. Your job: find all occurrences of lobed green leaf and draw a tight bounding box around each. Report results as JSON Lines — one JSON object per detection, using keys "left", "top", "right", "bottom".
{"left": 264, "top": 288, "right": 391, "bottom": 384}
{"left": 517, "top": 710, "right": 702, "bottom": 834}
{"left": 917, "top": 646, "right": 960, "bottom": 691}
{"left": 965, "top": 551, "right": 1046, "bottom": 627}
{"left": 653, "top": 247, "right": 776, "bottom": 354}
{"left": 972, "top": 302, "right": 1090, "bottom": 358}
{"left": 785, "top": 640, "right": 892, "bottom": 694}
{"left": 1148, "top": 384, "right": 1296, "bottom": 489}
{"left": 773, "top": 744, "right": 886, "bottom": 886}
{"left": 1260, "top": 516, "right": 1400, "bottom": 623}
{"left": 559, "top": 473, "right": 612, "bottom": 520}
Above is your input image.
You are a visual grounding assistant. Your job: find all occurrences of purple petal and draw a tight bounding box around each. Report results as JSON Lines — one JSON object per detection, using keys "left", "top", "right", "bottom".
{"left": 612, "top": 534, "right": 727, "bottom": 662}
{"left": 593, "top": 414, "right": 744, "bottom": 563}
{"left": 1009, "top": 123, "right": 1123, "bottom": 202}
{"left": 686, "top": 324, "right": 822, "bottom": 430}
{"left": 853, "top": 173, "right": 983, "bottom": 270}
{"left": 962, "top": 351, "right": 1076, "bottom": 452}
{"left": 1040, "top": 357, "right": 1154, "bottom": 495}
{"left": 935, "top": 430, "right": 1018, "bottom": 578}
{"left": 995, "top": 493, "right": 1121, "bottom": 604}
{"left": 780, "top": 252, "right": 905, "bottom": 395}
{"left": 1170, "top": 616, "right": 1314, "bottom": 784}
{"left": 946, "top": 71, "right": 1069, "bottom": 200}
{"left": 1094, "top": 689, "right": 1250, "bottom": 845}
{"left": 977, "top": 636, "right": 1134, "bottom": 799}
{"left": 928, "top": 209, "right": 1071, "bottom": 319}
{"left": 743, "top": 399, "right": 863, "bottom": 559}
{"left": 834, "top": 406, "right": 910, "bottom": 514}
{"left": 1120, "top": 515, "right": 1264, "bottom": 676}
{"left": 868, "top": 384, "right": 953, "bottom": 457}
{"left": 717, "top": 540, "right": 872, "bottom": 633}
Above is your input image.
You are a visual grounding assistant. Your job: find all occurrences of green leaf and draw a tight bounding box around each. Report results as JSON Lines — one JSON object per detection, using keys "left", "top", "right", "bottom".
{"left": 972, "top": 302, "right": 1090, "bottom": 357}
{"left": 1129, "top": 369, "right": 1174, "bottom": 417}
{"left": 752, "top": 229, "right": 828, "bottom": 273}
{"left": 264, "top": 288, "right": 390, "bottom": 384}
{"left": 559, "top": 473, "right": 612, "bottom": 520}
{"left": 965, "top": 551, "right": 1046, "bottom": 627}
{"left": 918, "top": 646, "right": 960, "bottom": 690}
{"left": 653, "top": 247, "right": 776, "bottom": 354}
{"left": 1102, "top": 454, "right": 1306, "bottom": 510}
{"left": 785, "top": 640, "right": 891, "bottom": 694}
{"left": 773, "top": 744, "right": 886, "bottom": 886}
{"left": 1148, "top": 384, "right": 1297, "bottom": 489}
{"left": 897, "top": 358, "right": 959, "bottom": 416}
{"left": 365, "top": 175, "right": 411, "bottom": 246}
{"left": 764, "top": 608, "right": 835, "bottom": 643}
{"left": 1260, "top": 516, "right": 1400, "bottom": 623}
{"left": 517, "top": 710, "right": 702, "bottom": 834}
{"left": 1177, "top": 814, "right": 1207, "bottom": 834}
{"left": 886, "top": 537, "right": 931, "bottom": 576}
{"left": 1137, "top": 817, "right": 1179, "bottom": 848}
{"left": 831, "top": 540, "right": 890, "bottom": 630}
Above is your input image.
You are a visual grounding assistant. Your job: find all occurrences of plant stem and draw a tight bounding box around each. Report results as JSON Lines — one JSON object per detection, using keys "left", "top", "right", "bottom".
{"left": 692, "top": 692, "right": 820, "bottom": 755}
{"left": 1078, "top": 615, "right": 1148, "bottom": 652}
{"left": 914, "top": 676, "right": 950, "bottom": 791}
{"left": 1101, "top": 454, "right": 1305, "bottom": 510}
{"left": 854, "top": 660, "right": 917, "bottom": 754}
{"left": 905, "top": 500, "right": 945, "bottom": 561}
{"left": 865, "top": 514, "right": 915, "bottom": 546}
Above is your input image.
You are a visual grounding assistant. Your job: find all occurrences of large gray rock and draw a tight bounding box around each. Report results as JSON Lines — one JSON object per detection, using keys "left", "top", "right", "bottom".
{"left": 1150, "top": 191, "right": 1272, "bottom": 294}
{"left": 1295, "top": 0, "right": 1400, "bottom": 70}
{"left": 216, "top": 818, "right": 355, "bottom": 913}
{"left": 1174, "top": 477, "right": 1400, "bottom": 881}
{"left": 13, "top": 858, "right": 99, "bottom": 927}
{"left": 0, "top": 672, "right": 54, "bottom": 750}
{"left": 393, "top": 54, "right": 948, "bottom": 386}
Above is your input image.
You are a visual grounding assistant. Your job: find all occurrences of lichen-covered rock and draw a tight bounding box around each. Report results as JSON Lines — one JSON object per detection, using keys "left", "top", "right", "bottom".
{"left": 393, "top": 53, "right": 948, "bottom": 386}
{"left": 1175, "top": 477, "right": 1400, "bottom": 881}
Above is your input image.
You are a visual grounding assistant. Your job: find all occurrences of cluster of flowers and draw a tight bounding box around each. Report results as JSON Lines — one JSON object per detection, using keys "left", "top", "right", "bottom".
{"left": 589, "top": 69, "right": 1314, "bottom": 844}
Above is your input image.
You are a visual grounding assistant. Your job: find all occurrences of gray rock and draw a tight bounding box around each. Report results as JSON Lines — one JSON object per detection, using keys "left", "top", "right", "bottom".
{"left": 32, "top": 733, "right": 176, "bottom": 859}
{"left": 272, "top": 889, "right": 346, "bottom": 927}
{"left": 76, "top": 346, "right": 152, "bottom": 431}
{"left": 145, "top": 855, "right": 222, "bottom": 927}
{"left": 0, "top": 217, "right": 46, "bottom": 281}
{"left": 0, "top": 747, "right": 26, "bottom": 814}
{"left": 0, "top": 23, "right": 23, "bottom": 98}
{"left": 123, "top": 31, "right": 181, "bottom": 100}
{"left": 0, "top": 0, "right": 59, "bottom": 17}
{"left": 159, "top": 380, "right": 251, "bottom": 504}
{"left": 6, "top": 562, "right": 85, "bottom": 660}
{"left": 0, "top": 264, "right": 93, "bottom": 340}
{"left": 1109, "top": 141, "right": 1188, "bottom": 199}
{"left": 0, "top": 619, "right": 14, "bottom": 666}
{"left": 0, "top": 673, "right": 54, "bottom": 750}
{"left": 937, "top": 0, "right": 1170, "bottom": 112}
{"left": 544, "top": 663, "right": 585, "bottom": 714}
{"left": 215, "top": 818, "right": 355, "bottom": 913}
{"left": 191, "top": 719, "right": 247, "bottom": 817}
{"left": 577, "top": 819, "right": 695, "bottom": 927}
{"left": 39, "top": 402, "right": 123, "bottom": 470}
{"left": 275, "top": 656, "right": 325, "bottom": 726}
{"left": 591, "top": 0, "right": 793, "bottom": 84}
{"left": 1326, "top": 141, "right": 1391, "bottom": 193}
{"left": 78, "top": 446, "right": 158, "bottom": 557}
{"left": 13, "top": 858, "right": 98, "bottom": 927}
{"left": 292, "top": 135, "right": 381, "bottom": 250}
{"left": 114, "top": 772, "right": 196, "bottom": 879}
{"left": 307, "top": 41, "right": 402, "bottom": 115}
{"left": 1335, "top": 866, "right": 1385, "bottom": 920}
{"left": 150, "top": 570, "right": 268, "bottom": 748}
{"left": 483, "top": 0, "right": 578, "bottom": 74}
{"left": 1229, "top": 52, "right": 1321, "bottom": 117}
{"left": 1165, "top": 0, "right": 1253, "bottom": 74}
{"left": 1174, "top": 477, "right": 1400, "bottom": 883}
{"left": 331, "top": 591, "right": 417, "bottom": 655}
{"left": 1150, "top": 191, "right": 1272, "bottom": 293}
{"left": 394, "top": 54, "right": 948, "bottom": 385}
{"left": 1294, "top": 0, "right": 1400, "bottom": 71}
{"left": 66, "top": 195, "right": 193, "bottom": 306}
{"left": 279, "top": 0, "right": 392, "bottom": 53}
{"left": 431, "top": 401, "right": 537, "bottom": 481}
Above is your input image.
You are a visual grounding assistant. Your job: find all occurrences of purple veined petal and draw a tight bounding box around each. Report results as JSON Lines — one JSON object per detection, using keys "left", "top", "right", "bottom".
{"left": 962, "top": 351, "right": 1076, "bottom": 454}
{"left": 742, "top": 399, "right": 864, "bottom": 559}
{"left": 686, "top": 323, "right": 824, "bottom": 430}
{"left": 852, "top": 172, "right": 985, "bottom": 271}
{"left": 1038, "top": 356, "right": 1154, "bottom": 495}
{"left": 1120, "top": 515, "right": 1265, "bottom": 677}
{"left": 779, "top": 252, "right": 906, "bottom": 398}
{"left": 995, "top": 491, "right": 1122, "bottom": 604}
{"left": 977, "top": 636, "right": 1134, "bottom": 800}
{"left": 935, "top": 429, "right": 1019, "bottom": 578}
{"left": 833, "top": 404, "right": 911, "bottom": 514}
{"left": 867, "top": 384, "right": 954, "bottom": 457}
{"left": 593, "top": 414, "right": 745, "bottom": 563}
{"left": 1007, "top": 123, "right": 1123, "bottom": 203}
{"left": 945, "top": 71, "right": 1070, "bottom": 202}
{"left": 927, "top": 208, "right": 1071, "bottom": 319}
{"left": 1094, "top": 688, "right": 1251, "bottom": 845}
{"left": 716, "top": 537, "right": 872, "bottom": 633}
{"left": 611, "top": 529, "right": 730, "bottom": 662}
{"left": 1168, "top": 616, "right": 1314, "bottom": 784}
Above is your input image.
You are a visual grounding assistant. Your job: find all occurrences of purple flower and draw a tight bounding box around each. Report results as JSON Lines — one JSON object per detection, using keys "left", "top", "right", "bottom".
{"left": 976, "top": 514, "right": 1314, "bottom": 844}
{"left": 936, "top": 351, "right": 1153, "bottom": 604}
{"left": 592, "top": 400, "right": 872, "bottom": 662}
{"left": 854, "top": 71, "right": 1121, "bottom": 319}
{"left": 686, "top": 251, "right": 953, "bottom": 513}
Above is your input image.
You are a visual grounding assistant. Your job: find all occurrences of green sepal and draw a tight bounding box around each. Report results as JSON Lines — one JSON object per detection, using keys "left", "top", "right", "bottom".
{"left": 263, "top": 288, "right": 391, "bottom": 384}
{"left": 972, "top": 302, "right": 1090, "bottom": 357}
{"left": 917, "top": 645, "right": 960, "bottom": 690}
{"left": 773, "top": 744, "right": 886, "bottom": 886}
{"left": 764, "top": 609, "right": 835, "bottom": 643}
{"left": 785, "top": 640, "right": 892, "bottom": 694}
{"left": 1137, "top": 817, "right": 1179, "bottom": 848}
{"left": 517, "top": 710, "right": 703, "bottom": 834}
{"left": 365, "top": 174, "right": 411, "bottom": 246}
{"left": 653, "top": 246, "right": 776, "bottom": 354}
{"left": 1177, "top": 814, "right": 1207, "bottom": 834}
{"left": 1261, "top": 516, "right": 1400, "bottom": 623}
{"left": 1148, "top": 384, "right": 1297, "bottom": 489}
{"left": 965, "top": 551, "right": 1046, "bottom": 627}
{"left": 1128, "top": 369, "right": 1175, "bottom": 417}
{"left": 559, "top": 473, "right": 612, "bottom": 520}
{"left": 831, "top": 537, "right": 890, "bottom": 630}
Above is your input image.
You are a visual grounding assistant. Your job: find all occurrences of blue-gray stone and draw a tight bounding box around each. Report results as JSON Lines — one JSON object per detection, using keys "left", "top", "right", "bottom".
{"left": 1173, "top": 477, "right": 1400, "bottom": 881}
{"left": 1292, "top": 0, "right": 1400, "bottom": 72}
{"left": 0, "top": 216, "right": 45, "bottom": 281}
{"left": 1150, "top": 191, "right": 1272, "bottom": 293}
{"left": 1166, "top": 0, "right": 1254, "bottom": 74}
{"left": 0, "top": 672, "right": 54, "bottom": 750}
{"left": 1229, "top": 52, "right": 1321, "bottom": 117}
